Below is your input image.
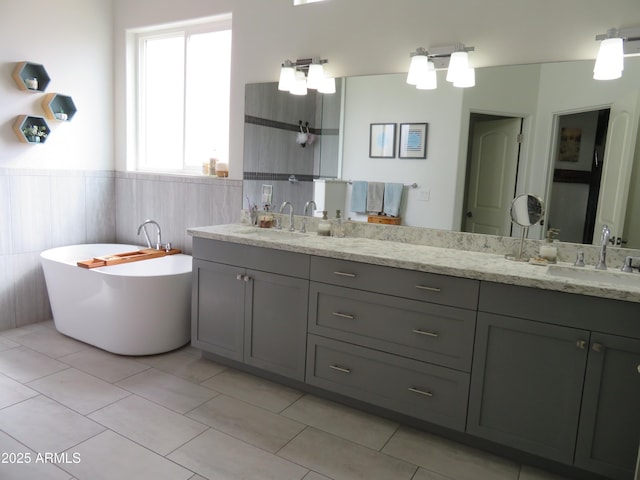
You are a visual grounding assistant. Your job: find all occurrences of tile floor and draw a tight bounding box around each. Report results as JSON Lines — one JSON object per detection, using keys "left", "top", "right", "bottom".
{"left": 0, "top": 321, "right": 572, "bottom": 480}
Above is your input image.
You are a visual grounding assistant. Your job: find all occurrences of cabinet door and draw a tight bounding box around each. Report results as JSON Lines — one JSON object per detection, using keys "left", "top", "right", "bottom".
{"left": 191, "top": 259, "right": 245, "bottom": 361}
{"left": 575, "top": 334, "right": 640, "bottom": 480}
{"left": 244, "top": 269, "right": 309, "bottom": 381}
{"left": 467, "top": 312, "right": 589, "bottom": 464}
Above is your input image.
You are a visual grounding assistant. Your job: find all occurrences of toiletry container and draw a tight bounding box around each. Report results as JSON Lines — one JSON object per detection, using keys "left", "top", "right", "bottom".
{"left": 317, "top": 211, "right": 331, "bottom": 236}
{"left": 332, "top": 210, "right": 345, "bottom": 238}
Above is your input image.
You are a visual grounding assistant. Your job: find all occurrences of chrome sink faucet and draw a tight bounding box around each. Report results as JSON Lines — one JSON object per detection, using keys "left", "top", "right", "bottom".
{"left": 137, "top": 219, "right": 162, "bottom": 250}
{"left": 595, "top": 224, "right": 611, "bottom": 270}
{"left": 300, "top": 200, "right": 317, "bottom": 233}
{"left": 279, "top": 201, "right": 295, "bottom": 232}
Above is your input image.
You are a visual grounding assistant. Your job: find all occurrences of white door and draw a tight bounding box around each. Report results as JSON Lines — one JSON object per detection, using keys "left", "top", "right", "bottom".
{"left": 593, "top": 90, "right": 640, "bottom": 244}
{"left": 464, "top": 118, "right": 522, "bottom": 236}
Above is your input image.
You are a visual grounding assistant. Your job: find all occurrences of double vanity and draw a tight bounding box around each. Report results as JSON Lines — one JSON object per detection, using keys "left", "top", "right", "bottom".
{"left": 188, "top": 221, "right": 640, "bottom": 480}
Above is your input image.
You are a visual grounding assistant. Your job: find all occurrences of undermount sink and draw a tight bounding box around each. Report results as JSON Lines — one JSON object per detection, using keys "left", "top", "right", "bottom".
{"left": 235, "top": 227, "right": 310, "bottom": 240}
{"left": 546, "top": 264, "right": 640, "bottom": 287}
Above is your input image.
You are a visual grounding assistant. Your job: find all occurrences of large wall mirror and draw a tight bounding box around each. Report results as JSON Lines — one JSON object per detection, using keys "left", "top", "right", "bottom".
{"left": 243, "top": 57, "right": 640, "bottom": 249}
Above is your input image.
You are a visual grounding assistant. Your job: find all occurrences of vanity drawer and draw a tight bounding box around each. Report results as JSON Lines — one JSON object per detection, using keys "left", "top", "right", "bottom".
{"left": 306, "top": 334, "right": 470, "bottom": 431}
{"left": 193, "top": 237, "right": 310, "bottom": 279}
{"left": 310, "top": 256, "right": 479, "bottom": 309}
{"left": 309, "top": 282, "right": 475, "bottom": 371}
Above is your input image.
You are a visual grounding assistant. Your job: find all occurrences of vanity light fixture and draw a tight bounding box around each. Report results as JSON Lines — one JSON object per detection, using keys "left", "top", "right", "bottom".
{"left": 277, "top": 57, "right": 335, "bottom": 95}
{"left": 594, "top": 26, "right": 640, "bottom": 80}
{"left": 406, "top": 44, "right": 475, "bottom": 90}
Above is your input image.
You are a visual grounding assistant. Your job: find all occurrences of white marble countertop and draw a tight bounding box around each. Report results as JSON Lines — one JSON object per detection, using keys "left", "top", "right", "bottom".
{"left": 188, "top": 224, "right": 640, "bottom": 304}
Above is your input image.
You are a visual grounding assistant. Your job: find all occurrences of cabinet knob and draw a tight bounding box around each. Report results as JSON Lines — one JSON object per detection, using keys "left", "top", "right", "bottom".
{"left": 236, "top": 274, "right": 243, "bottom": 281}
{"left": 592, "top": 343, "right": 603, "bottom": 353}
{"left": 637, "top": 365, "right": 640, "bottom": 374}
{"left": 576, "top": 340, "right": 587, "bottom": 350}
{"left": 236, "top": 274, "right": 250, "bottom": 282}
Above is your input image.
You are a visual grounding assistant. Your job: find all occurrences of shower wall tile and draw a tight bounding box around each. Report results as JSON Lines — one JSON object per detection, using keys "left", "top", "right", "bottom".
{"left": 10, "top": 175, "right": 52, "bottom": 254}
{"left": 115, "top": 176, "right": 137, "bottom": 246}
{"left": 86, "top": 173, "right": 116, "bottom": 244}
{"left": 50, "top": 174, "right": 87, "bottom": 247}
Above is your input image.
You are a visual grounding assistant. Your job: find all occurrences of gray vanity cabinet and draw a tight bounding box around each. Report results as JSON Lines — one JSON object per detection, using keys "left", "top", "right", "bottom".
{"left": 306, "top": 256, "right": 478, "bottom": 431}
{"left": 471, "top": 281, "right": 640, "bottom": 479}
{"left": 574, "top": 333, "right": 640, "bottom": 480}
{"left": 467, "top": 312, "right": 589, "bottom": 464}
{"left": 191, "top": 237, "right": 310, "bottom": 381}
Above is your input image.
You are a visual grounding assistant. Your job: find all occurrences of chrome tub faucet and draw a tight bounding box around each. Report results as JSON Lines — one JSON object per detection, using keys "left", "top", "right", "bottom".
{"left": 137, "top": 219, "right": 162, "bottom": 250}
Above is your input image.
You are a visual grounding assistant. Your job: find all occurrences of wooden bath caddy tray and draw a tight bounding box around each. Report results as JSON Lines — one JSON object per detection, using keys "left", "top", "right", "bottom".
{"left": 77, "top": 248, "right": 181, "bottom": 269}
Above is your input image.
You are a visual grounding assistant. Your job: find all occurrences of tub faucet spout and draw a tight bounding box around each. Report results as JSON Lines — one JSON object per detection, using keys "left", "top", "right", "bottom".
{"left": 137, "top": 219, "right": 162, "bottom": 250}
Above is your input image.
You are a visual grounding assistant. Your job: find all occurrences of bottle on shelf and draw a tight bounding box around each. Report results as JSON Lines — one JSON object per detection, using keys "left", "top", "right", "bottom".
{"left": 317, "top": 211, "right": 331, "bottom": 236}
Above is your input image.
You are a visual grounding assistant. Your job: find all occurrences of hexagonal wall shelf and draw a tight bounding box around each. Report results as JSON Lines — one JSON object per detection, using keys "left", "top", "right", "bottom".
{"left": 42, "top": 93, "right": 77, "bottom": 121}
{"left": 12, "top": 115, "right": 51, "bottom": 144}
{"left": 12, "top": 61, "right": 51, "bottom": 92}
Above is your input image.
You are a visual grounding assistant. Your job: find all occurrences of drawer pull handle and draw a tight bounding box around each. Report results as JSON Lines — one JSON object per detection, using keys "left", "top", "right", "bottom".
{"left": 329, "top": 364, "right": 351, "bottom": 374}
{"left": 412, "top": 329, "right": 438, "bottom": 338}
{"left": 332, "top": 312, "right": 355, "bottom": 320}
{"left": 333, "top": 271, "right": 357, "bottom": 278}
{"left": 408, "top": 387, "right": 433, "bottom": 397}
{"left": 415, "top": 285, "right": 441, "bottom": 292}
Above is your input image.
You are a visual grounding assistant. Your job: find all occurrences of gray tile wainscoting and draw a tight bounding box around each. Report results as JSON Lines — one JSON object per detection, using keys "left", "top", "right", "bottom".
{"left": 0, "top": 169, "right": 242, "bottom": 332}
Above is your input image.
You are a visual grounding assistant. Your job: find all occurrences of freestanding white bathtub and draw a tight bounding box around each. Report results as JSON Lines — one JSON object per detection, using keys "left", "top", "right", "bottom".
{"left": 41, "top": 244, "right": 192, "bottom": 356}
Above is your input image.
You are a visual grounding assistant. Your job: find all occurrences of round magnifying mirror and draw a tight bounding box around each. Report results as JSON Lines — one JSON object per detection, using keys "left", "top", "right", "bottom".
{"left": 510, "top": 194, "right": 544, "bottom": 227}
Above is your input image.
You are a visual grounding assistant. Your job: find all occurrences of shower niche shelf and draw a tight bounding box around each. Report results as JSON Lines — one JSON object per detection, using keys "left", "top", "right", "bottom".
{"left": 12, "top": 61, "right": 50, "bottom": 93}
{"left": 42, "top": 93, "right": 77, "bottom": 121}
{"left": 13, "top": 115, "right": 51, "bottom": 144}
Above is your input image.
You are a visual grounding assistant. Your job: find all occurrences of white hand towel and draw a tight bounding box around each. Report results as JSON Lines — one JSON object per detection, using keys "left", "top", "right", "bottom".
{"left": 367, "top": 182, "right": 384, "bottom": 214}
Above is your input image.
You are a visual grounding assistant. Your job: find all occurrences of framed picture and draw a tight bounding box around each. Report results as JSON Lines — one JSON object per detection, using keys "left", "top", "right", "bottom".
{"left": 399, "top": 123, "right": 428, "bottom": 159}
{"left": 369, "top": 123, "right": 396, "bottom": 158}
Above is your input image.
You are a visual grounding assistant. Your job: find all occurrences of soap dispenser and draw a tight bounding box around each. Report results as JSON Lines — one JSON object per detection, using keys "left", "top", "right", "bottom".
{"left": 539, "top": 228, "right": 560, "bottom": 263}
{"left": 332, "top": 210, "right": 345, "bottom": 238}
{"left": 317, "top": 211, "right": 331, "bottom": 236}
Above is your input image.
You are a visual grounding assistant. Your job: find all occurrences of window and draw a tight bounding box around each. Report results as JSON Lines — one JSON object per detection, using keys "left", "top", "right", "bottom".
{"left": 133, "top": 17, "right": 231, "bottom": 173}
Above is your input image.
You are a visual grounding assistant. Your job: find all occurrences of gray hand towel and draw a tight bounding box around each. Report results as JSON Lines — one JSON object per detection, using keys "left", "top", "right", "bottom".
{"left": 367, "top": 182, "right": 384, "bottom": 214}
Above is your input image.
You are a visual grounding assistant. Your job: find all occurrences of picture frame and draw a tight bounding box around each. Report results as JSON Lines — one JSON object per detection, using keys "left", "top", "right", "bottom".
{"left": 399, "top": 122, "right": 428, "bottom": 159}
{"left": 369, "top": 123, "right": 396, "bottom": 158}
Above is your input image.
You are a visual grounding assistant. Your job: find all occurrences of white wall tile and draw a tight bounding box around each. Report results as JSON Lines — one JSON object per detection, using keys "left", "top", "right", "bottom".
{"left": 10, "top": 175, "right": 52, "bottom": 254}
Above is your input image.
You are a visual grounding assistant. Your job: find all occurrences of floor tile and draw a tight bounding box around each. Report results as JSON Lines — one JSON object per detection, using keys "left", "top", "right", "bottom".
{"left": 168, "top": 428, "right": 309, "bottom": 480}
{"left": 61, "top": 430, "right": 192, "bottom": 480}
{"left": 115, "top": 368, "right": 217, "bottom": 413}
{"left": 0, "top": 395, "right": 105, "bottom": 453}
{"left": 187, "top": 394, "right": 305, "bottom": 453}
{"left": 0, "top": 372, "right": 38, "bottom": 409}
{"left": 412, "top": 468, "right": 454, "bottom": 480}
{"left": 89, "top": 395, "right": 208, "bottom": 455}
{"left": 0, "top": 346, "right": 68, "bottom": 382}
{"left": 138, "top": 348, "right": 226, "bottom": 383}
{"left": 27, "top": 368, "right": 130, "bottom": 415}
{"left": 282, "top": 394, "right": 398, "bottom": 450}
{"left": 278, "top": 427, "right": 417, "bottom": 480}
{"left": 201, "top": 368, "right": 303, "bottom": 413}
{"left": 382, "top": 427, "right": 519, "bottom": 480}
{"left": 0, "top": 336, "right": 19, "bottom": 352}
{"left": 0, "top": 431, "right": 73, "bottom": 480}
{"left": 519, "top": 464, "right": 573, "bottom": 480}
{"left": 58, "top": 348, "right": 149, "bottom": 383}
{"left": 4, "top": 326, "right": 87, "bottom": 358}
{"left": 303, "top": 472, "right": 333, "bottom": 480}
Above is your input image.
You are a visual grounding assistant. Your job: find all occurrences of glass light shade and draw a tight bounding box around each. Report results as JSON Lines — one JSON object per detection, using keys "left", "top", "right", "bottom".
{"left": 416, "top": 61, "right": 437, "bottom": 90}
{"left": 290, "top": 70, "right": 307, "bottom": 95}
{"left": 453, "top": 67, "right": 475, "bottom": 88}
{"left": 407, "top": 54, "right": 429, "bottom": 85}
{"left": 446, "top": 51, "right": 469, "bottom": 83}
{"left": 306, "top": 63, "right": 325, "bottom": 89}
{"left": 593, "top": 37, "right": 624, "bottom": 80}
{"left": 278, "top": 65, "right": 295, "bottom": 91}
{"left": 318, "top": 76, "right": 336, "bottom": 94}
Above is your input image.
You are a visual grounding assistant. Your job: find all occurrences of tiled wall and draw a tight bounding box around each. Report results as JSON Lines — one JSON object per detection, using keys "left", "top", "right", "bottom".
{"left": 0, "top": 169, "right": 115, "bottom": 331}
{"left": 0, "top": 169, "right": 243, "bottom": 332}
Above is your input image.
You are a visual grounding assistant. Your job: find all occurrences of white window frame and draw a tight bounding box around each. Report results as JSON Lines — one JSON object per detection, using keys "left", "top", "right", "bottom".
{"left": 128, "top": 15, "right": 232, "bottom": 174}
